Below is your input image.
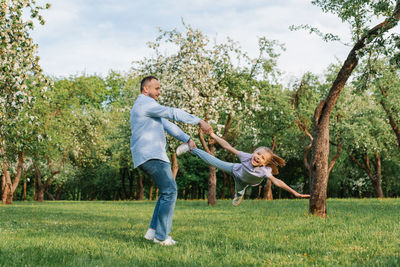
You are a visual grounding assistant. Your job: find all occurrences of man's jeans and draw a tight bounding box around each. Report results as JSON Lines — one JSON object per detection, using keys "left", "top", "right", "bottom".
{"left": 141, "top": 159, "right": 177, "bottom": 241}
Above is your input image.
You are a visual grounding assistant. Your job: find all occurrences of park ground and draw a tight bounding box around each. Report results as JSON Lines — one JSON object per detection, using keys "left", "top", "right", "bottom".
{"left": 0, "top": 199, "right": 399, "bottom": 266}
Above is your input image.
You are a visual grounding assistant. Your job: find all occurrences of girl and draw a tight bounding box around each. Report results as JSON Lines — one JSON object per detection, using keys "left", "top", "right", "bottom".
{"left": 176, "top": 132, "right": 310, "bottom": 206}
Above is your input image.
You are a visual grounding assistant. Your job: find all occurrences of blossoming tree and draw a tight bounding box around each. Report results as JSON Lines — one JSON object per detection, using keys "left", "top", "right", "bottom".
{"left": 0, "top": 0, "right": 50, "bottom": 204}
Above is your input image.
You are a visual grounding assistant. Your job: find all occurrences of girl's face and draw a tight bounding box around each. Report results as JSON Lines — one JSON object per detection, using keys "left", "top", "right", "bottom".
{"left": 251, "top": 149, "right": 271, "bottom": 167}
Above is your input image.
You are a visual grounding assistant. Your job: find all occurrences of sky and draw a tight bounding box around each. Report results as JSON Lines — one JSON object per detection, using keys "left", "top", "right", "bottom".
{"left": 31, "top": 0, "right": 354, "bottom": 83}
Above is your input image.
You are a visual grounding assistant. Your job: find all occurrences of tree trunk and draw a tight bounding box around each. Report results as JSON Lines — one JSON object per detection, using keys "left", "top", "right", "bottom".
{"left": 120, "top": 168, "right": 127, "bottom": 199}
{"left": 37, "top": 188, "right": 45, "bottom": 202}
{"left": 46, "top": 190, "right": 55, "bottom": 201}
{"left": 56, "top": 185, "right": 63, "bottom": 200}
{"left": 263, "top": 179, "right": 273, "bottom": 200}
{"left": 149, "top": 181, "right": 153, "bottom": 200}
{"left": 227, "top": 174, "right": 234, "bottom": 198}
{"left": 1, "top": 150, "right": 24, "bottom": 205}
{"left": 207, "top": 143, "right": 217, "bottom": 206}
{"left": 23, "top": 180, "right": 27, "bottom": 201}
{"left": 33, "top": 163, "right": 45, "bottom": 202}
{"left": 33, "top": 178, "right": 37, "bottom": 200}
{"left": 128, "top": 170, "right": 134, "bottom": 199}
{"left": 136, "top": 170, "right": 144, "bottom": 200}
{"left": 170, "top": 149, "right": 179, "bottom": 179}
{"left": 309, "top": 7, "right": 400, "bottom": 216}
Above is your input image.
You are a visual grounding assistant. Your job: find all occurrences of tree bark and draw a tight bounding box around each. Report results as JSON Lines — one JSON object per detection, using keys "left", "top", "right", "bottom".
{"left": 149, "top": 181, "right": 153, "bottom": 200}
{"left": 309, "top": 6, "right": 400, "bottom": 216}
{"left": 208, "top": 163, "right": 217, "bottom": 205}
{"left": 128, "top": 170, "right": 134, "bottom": 199}
{"left": 46, "top": 190, "right": 55, "bottom": 201}
{"left": 1, "top": 150, "right": 24, "bottom": 205}
{"left": 23, "top": 180, "right": 27, "bottom": 201}
{"left": 120, "top": 168, "right": 127, "bottom": 199}
{"left": 136, "top": 170, "right": 144, "bottom": 200}
{"left": 170, "top": 150, "right": 179, "bottom": 179}
{"left": 56, "top": 185, "right": 63, "bottom": 200}
{"left": 263, "top": 179, "right": 273, "bottom": 200}
{"left": 33, "top": 178, "right": 37, "bottom": 200}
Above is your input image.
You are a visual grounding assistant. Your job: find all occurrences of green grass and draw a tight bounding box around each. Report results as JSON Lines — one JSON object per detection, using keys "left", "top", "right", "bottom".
{"left": 0, "top": 199, "right": 399, "bottom": 267}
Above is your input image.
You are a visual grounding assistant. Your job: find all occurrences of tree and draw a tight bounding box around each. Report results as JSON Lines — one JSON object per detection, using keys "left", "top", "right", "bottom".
{"left": 339, "top": 87, "right": 395, "bottom": 197}
{"left": 296, "top": 0, "right": 400, "bottom": 216}
{"left": 0, "top": 0, "right": 50, "bottom": 204}
{"left": 31, "top": 75, "right": 108, "bottom": 201}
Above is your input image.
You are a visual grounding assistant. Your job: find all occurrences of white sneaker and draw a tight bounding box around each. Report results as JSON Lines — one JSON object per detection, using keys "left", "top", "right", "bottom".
{"left": 153, "top": 236, "right": 177, "bottom": 246}
{"left": 232, "top": 194, "right": 244, "bottom": 207}
{"left": 176, "top": 143, "right": 189, "bottom": 156}
{"left": 144, "top": 228, "right": 155, "bottom": 240}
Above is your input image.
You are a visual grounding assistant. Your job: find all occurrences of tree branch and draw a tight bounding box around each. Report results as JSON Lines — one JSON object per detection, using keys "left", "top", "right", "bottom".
{"left": 199, "top": 130, "right": 211, "bottom": 154}
{"left": 328, "top": 142, "right": 342, "bottom": 174}
{"left": 320, "top": 4, "right": 400, "bottom": 125}
{"left": 11, "top": 151, "right": 24, "bottom": 192}
{"left": 379, "top": 87, "right": 400, "bottom": 148}
{"left": 304, "top": 143, "right": 312, "bottom": 171}
{"left": 222, "top": 114, "right": 232, "bottom": 140}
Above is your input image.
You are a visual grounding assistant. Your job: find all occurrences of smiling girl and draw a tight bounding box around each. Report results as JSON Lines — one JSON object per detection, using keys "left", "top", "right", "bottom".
{"left": 177, "top": 132, "right": 310, "bottom": 206}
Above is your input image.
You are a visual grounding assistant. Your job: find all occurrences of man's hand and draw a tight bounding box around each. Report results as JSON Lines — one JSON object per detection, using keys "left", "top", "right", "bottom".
{"left": 188, "top": 139, "right": 197, "bottom": 152}
{"left": 198, "top": 120, "right": 213, "bottom": 135}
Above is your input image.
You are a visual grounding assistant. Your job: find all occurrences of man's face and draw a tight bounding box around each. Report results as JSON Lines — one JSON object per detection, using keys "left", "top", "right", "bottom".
{"left": 144, "top": 79, "right": 160, "bottom": 100}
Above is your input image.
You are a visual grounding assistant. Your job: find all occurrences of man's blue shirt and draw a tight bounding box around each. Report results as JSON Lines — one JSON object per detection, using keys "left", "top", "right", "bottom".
{"left": 130, "top": 94, "right": 200, "bottom": 168}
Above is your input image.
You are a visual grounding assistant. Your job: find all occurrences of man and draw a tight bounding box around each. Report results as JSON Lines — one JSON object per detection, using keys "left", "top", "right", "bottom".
{"left": 130, "top": 76, "right": 211, "bottom": 246}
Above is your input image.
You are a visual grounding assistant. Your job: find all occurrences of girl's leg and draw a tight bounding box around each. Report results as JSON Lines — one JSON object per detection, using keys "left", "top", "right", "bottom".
{"left": 191, "top": 148, "right": 234, "bottom": 174}
{"left": 233, "top": 176, "right": 249, "bottom": 196}
{"left": 232, "top": 176, "right": 249, "bottom": 206}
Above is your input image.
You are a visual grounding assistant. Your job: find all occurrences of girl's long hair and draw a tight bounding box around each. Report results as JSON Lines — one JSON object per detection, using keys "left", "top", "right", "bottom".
{"left": 257, "top": 147, "right": 286, "bottom": 175}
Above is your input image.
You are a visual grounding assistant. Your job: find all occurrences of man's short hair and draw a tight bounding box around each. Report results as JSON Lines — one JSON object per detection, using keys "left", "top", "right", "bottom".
{"left": 140, "top": 76, "right": 158, "bottom": 92}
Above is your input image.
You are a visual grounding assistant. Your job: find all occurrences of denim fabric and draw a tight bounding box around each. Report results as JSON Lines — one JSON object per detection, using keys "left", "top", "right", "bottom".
{"left": 191, "top": 148, "right": 234, "bottom": 174}
{"left": 130, "top": 94, "right": 200, "bottom": 168}
{"left": 141, "top": 159, "right": 177, "bottom": 241}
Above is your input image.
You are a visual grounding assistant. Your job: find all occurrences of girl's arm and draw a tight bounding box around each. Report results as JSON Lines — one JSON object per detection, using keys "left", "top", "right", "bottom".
{"left": 268, "top": 175, "right": 310, "bottom": 198}
{"left": 210, "top": 132, "right": 239, "bottom": 156}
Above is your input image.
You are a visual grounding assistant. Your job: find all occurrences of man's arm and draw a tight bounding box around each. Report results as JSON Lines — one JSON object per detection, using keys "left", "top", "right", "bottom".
{"left": 210, "top": 132, "right": 239, "bottom": 155}
{"left": 268, "top": 175, "right": 310, "bottom": 198}
{"left": 162, "top": 119, "right": 197, "bottom": 151}
{"left": 162, "top": 119, "right": 190, "bottom": 143}
{"left": 145, "top": 101, "right": 200, "bottom": 125}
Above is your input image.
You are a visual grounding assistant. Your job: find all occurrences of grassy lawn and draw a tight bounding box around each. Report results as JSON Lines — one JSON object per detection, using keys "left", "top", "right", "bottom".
{"left": 0, "top": 199, "right": 399, "bottom": 266}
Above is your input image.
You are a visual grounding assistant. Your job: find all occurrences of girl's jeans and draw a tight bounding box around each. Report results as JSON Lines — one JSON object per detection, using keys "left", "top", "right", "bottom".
{"left": 191, "top": 148, "right": 249, "bottom": 196}
{"left": 141, "top": 159, "right": 177, "bottom": 241}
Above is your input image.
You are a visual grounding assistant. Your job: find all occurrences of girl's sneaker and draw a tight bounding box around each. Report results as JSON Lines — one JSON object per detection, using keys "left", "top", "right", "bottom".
{"left": 176, "top": 143, "right": 189, "bottom": 156}
{"left": 154, "top": 236, "right": 177, "bottom": 246}
{"left": 232, "top": 193, "right": 244, "bottom": 206}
